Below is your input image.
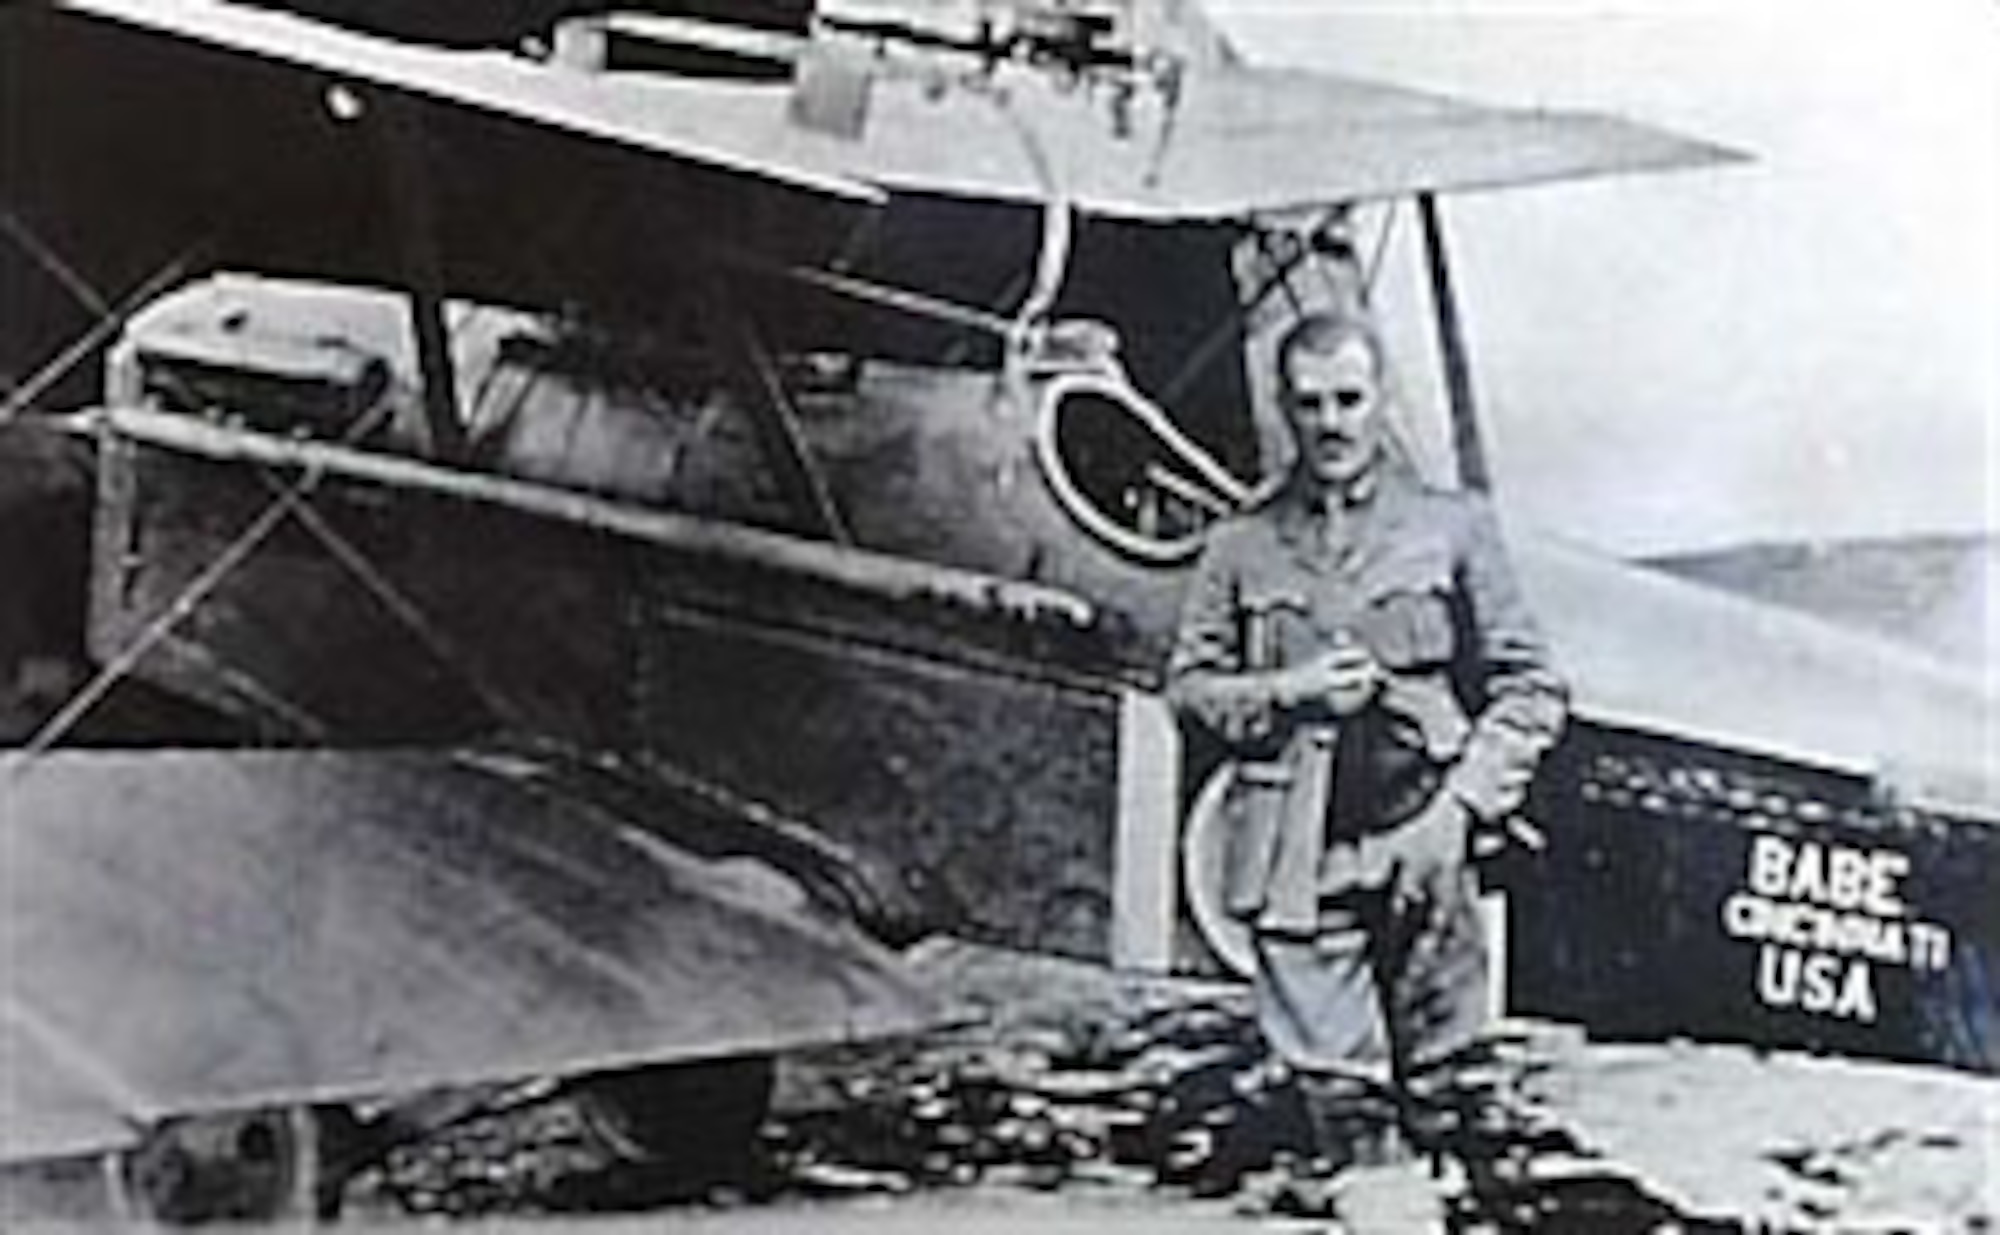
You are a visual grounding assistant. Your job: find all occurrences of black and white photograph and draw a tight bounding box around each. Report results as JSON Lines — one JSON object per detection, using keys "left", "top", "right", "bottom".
{"left": 1, "top": 0, "right": 1993, "bottom": 1229}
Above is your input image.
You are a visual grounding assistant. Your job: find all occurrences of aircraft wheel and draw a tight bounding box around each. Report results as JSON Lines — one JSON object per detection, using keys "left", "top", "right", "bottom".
{"left": 116, "top": 1107, "right": 319, "bottom": 1225}
{"left": 1183, "top": 764, "right": 1258, "bottom": 979}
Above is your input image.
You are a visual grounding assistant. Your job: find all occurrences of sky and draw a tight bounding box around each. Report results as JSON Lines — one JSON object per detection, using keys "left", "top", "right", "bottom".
{"left": 1201, "top": 0, "right": 1997, "bottom": 555}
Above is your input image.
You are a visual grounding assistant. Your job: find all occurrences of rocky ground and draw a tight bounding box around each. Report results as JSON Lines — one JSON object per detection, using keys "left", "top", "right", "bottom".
{"left": 335, "top": 940, "right": 1996, "bottom": 1233}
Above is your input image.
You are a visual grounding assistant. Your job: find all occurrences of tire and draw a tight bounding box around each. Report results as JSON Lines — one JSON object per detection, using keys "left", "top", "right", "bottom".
{"left": 117, "top": 1108, "right": 318, "bottom": 1225}
{"left": 561, "top": 1055, "right": 776, "bottom": 1204}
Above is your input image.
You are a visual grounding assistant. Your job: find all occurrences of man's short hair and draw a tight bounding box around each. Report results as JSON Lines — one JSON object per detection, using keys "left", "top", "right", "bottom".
{"left": 1275, "top": 312, "right": 1385, "bottom": 402}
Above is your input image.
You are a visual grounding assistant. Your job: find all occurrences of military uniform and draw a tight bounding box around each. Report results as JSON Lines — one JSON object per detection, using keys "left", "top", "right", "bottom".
{"left": 1168, "top": 460, "right": 1566, "bottom": 1101}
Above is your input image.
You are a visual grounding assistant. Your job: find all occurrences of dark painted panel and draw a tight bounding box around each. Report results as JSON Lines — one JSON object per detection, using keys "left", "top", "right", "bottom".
{"left": 630, "top": 569, "right": 1125, "bottom": 959}
{"left": 92, "top": 443, "right": 634, "bottom": 744}
{"left": 1509, "top": 725, "right": 2000, "bottom": 1073}
{"left": 93, "top": 439, "right": 1131, "bottom": 959}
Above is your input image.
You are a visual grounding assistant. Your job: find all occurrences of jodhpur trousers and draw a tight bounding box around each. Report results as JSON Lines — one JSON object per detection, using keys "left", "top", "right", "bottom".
{"left": 1251, "top": 863, "right": 1489, "bottom": 1085}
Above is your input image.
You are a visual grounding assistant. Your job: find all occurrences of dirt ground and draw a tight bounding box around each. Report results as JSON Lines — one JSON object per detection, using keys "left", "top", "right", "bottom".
{"left": 0, "top": 924, "right": 1990, "bottom": 1232}
{"left": 869, "top": 941, "right": 1998, "bottom": 1232}
{"left": 337, "top": 939, "right": 1995, "bottom": 1233}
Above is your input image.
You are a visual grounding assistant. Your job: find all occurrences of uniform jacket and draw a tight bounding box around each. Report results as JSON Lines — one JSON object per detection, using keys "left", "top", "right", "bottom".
{"left": 1167, "top": 463, "right": 1567, "bottom": 935}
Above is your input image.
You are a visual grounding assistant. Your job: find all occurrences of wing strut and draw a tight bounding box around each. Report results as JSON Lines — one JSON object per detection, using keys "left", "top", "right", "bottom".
{"left": 710, "top": 291, "right": 854, "bottom": 544}
{"left": 1417, "top": 192, "right": 1490, "bottom": 493}
{"left": 1158, "top": 210, "right": 1343, "bottom": 408}
{"left": 382, "top": 99, "right": 467, "bottom": 462}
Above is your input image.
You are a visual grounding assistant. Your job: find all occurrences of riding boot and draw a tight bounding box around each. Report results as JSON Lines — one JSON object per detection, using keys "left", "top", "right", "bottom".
{"left": 1258, "top": 1075, "right": 1404, "bottom": 1217}
{"left": 1296, "top": 1074, "right": 1406, "bottom": 1173}
{"left": 1293, "top": 1076, "right": 1462, "bottom": 1232}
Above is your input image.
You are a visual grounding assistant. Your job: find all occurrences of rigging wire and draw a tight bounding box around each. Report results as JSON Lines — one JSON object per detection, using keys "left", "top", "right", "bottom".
{"left": 0, "top": 247, "right": 205, "bottom": 426}
{"left": 770, "top": 260, "right": 1015, "bottom": 338}
{"left": 246, "top": 466, "right": 534, "bottom": 736}
{"left": 1363, "top": 200, "right": 1401, "bottom": 303}
{"left": 3, "top": 472, "right": 309, "bottom": 779}
{"left": 0, "top": 204, "right": 109, "bottom": 316}
{"left": 2, "top": 394, "right": 399, "bottom": 783}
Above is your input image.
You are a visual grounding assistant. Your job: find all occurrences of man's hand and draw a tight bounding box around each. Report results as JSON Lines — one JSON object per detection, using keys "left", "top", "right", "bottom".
{"left": 1445, "top": 729, "right": 1540, "bottom": 822}
{"left": 1271, "top": 639, "right": 1381, "bottom": 717}
{"left": 1385, "top": 792, "right": 1471, "bottom": 911}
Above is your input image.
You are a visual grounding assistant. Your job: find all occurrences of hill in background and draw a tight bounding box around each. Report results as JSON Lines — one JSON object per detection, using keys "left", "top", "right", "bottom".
{"left": 1647, "top": 532, "right": 1994, "bottom": 670}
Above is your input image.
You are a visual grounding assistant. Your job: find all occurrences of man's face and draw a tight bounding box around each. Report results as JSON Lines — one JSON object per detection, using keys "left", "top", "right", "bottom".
{"left": 1284, "top": 337, "right": 1385, "bottom": 491}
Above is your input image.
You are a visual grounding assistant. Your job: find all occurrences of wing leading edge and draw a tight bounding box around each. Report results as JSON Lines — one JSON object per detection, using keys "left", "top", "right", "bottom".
{"left": 51, "top": 0, "right": 1742, "bottom": 222}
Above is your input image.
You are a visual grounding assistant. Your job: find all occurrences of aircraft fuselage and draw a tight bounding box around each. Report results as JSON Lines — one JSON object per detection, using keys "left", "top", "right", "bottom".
{"left": 80, "top": 275, "right": 2000, "bottom": 1074}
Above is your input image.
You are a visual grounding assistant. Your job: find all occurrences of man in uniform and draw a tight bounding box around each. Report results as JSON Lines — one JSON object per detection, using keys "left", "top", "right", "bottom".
{"left": 1167, "top": 310, "right": 1567, "bottom": 1217}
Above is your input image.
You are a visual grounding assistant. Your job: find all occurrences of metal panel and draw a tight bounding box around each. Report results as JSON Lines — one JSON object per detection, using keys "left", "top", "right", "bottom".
{"left": 0, "top": 749, "right": 943, "bottom": 1162}
{"left": 89, "top": 433, "right": 639, "bottom": 745}
{"left": 1507, "top": 725, "right": 2000, "bottom": 1073}
{"left": 631, "top": 579, "right": 1126, "bottom": 960}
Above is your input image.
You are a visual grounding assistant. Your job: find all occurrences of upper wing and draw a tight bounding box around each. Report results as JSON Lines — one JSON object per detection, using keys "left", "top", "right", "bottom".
{"left": 41, "top": 0, "right": 1737, "bottom": 227}
{"left": 3, "top": 0, "right": 1738, "bottom": 388}
{"left": 1, "top": 0, "right": 873, "bottom": 356}
{"left": 0, "top": 748, "right": 943, "bottom": 1164}
{"left": 51, "top": 0, "right": 873, "bottom": 202}
{"left": 775, "top": 54, "right": 1744, "bottom": 219}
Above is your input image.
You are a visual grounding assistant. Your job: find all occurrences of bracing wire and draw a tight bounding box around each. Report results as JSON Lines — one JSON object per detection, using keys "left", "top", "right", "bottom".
{"left": 0, "top": 247, "right": 205, "bottom": 426}
{"left": 2, "top": 392, "right": 400, "bottom": 782}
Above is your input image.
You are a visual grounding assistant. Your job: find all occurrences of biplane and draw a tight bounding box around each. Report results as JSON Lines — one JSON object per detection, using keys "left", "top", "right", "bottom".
{"left": 1, "top": 0, "right": 1994, "bottom": 1223}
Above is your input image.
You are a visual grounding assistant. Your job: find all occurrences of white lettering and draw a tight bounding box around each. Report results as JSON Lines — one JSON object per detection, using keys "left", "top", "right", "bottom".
{"left": 1910, "top": 923, "right": 1953, "bottom": 972}
{"left": 1727, "top": 893, "right": 1944, "bottom": 970}
{"left": 1835, "top": 959, "right": 1878, "bottom": 1022}
{"left": 1827, "top": 847, "right": 1871, "bottom": 910}
{"left": 1747, "top": 837, "right": 1911, "bottom": 914}
{"left": 1749, "top": 835, "right": 1793, "bottom": 898}
{"left": 1864, "top": 850, "right": 1909, "bottom": 918}
{"left": 1756, "top": 945, "right": 1878, "bottom": 1021}
{"left": 1800, "top": 950, "right": 1841, "bottom": 1010}
{"left": 1789, "top": 842, "right": 1828, "bottom": 903}
{"left": 1733, "top": 837, "right": 1948, "bottom": 1024}
{"left": 1874, "top": 918, "right": 1908, "bottom": 966}
{"left": 1789, "top": 902, "right": 1824, "bottom": 948}
{"left": 1758, "top": 944, "right": 1797, "bottom": 1006}
{"left": 1723, "top": 893, "right": 1761, "bottom": 938}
